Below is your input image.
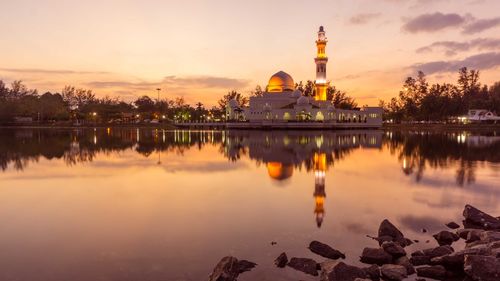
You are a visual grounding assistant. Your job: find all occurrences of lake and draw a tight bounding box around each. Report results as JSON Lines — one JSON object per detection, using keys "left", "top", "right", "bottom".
{"left": 0, "top": 128, "right": 499, "bottom": 281}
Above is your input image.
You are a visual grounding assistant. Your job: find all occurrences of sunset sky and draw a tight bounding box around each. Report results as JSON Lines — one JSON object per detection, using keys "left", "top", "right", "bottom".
{"left": 1, "top": 0, "right": 500, "bottom": 106}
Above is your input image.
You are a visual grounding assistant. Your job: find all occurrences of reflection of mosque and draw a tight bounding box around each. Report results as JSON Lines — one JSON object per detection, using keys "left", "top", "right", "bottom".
{"left": 225, "top": 130, "right": 383, "bottom": 227}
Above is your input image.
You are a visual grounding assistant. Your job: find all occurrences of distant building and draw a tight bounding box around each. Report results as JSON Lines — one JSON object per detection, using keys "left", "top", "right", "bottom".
{"left": 466, "top": 109, "right": 500, "bottom": 123}
{"left": 226, "top": 26, "right": 383, "bottom": 129}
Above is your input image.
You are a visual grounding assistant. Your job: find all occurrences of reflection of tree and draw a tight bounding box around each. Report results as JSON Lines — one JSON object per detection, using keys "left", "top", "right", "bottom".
{"left": 0, "top": 129, "right": 224, "bottom": 171}
{"left": 386, "top": 131, "right": 499, "bottom": 186}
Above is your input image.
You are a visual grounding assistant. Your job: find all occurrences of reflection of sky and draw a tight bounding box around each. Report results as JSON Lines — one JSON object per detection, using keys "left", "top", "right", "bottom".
{"left": 0, "top": 139, "right": 499, "bottom": 281}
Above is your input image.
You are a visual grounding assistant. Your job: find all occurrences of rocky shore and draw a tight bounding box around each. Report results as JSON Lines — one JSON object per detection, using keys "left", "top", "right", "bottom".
{"left": 208, "top": 204, "right": 500, "bottom": 281}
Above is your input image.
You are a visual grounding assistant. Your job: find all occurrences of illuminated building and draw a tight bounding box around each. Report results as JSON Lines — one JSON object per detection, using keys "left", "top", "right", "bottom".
{"left": 226, "top": 26, "right": 383, "bottom": 128}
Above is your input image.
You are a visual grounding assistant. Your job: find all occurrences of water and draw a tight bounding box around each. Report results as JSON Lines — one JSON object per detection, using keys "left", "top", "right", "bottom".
{"left": 0, "top": 128, "right": 499, "bottom": 281}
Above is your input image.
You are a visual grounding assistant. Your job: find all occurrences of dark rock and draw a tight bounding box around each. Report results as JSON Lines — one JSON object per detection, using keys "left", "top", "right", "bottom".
{"left": 446, "top": 221, "right": 461, "bottom": 229}
{"left": 274, "top": 252, "right": 288, "bottom": 268}
{"left": 464, "top": 255, "right": 500, "bottom": 281}
{"left": 410, "top": 255, "right": 431, "bottom": 266}
{"left": 463, "top": 205, "right": 500, "bottom": 230}
{"left": 362, "top": 265, "right": 380, "bottom": 280}
{"left": 382, "top": 241, "right": 406, "bottom": 258}
{"left": 309, "top": 240, "right": 346, "bottom": 260}
{"left": 414, "top": 239, "right": 420, "bottom": 243}
{"left": 270, "top": 241, "right": 277, "bottom": 245}
{"left": 287, "top": 257, "right": 318, "bottom": 276}
{"left": 236, "top": 260, "right": 257, "bottom": 273}
{"left": 378, "top": 219, "right": 410, "bottom": 247}
{"left": 320, "top": 261, "right": 368, "bottom": 281}
{"left": 416, "top": 265, "right": 447, "bottom": 280}
{"left": 433, "top": 230, "right": 460, "bottom": 246}
{"left": 423, "top": 228, "right": 427, "bottom": 233}
{"left": 466, "top": 230, "right": 483, "bottom": 243}
{"left": 208, "top": 256, "right": 256, "bottom": 281}
{"left": 411, "top": 250, "right": 425, "bottom": 257}
{"left": 395, "top": 256, "right": 415, "bottom": 275}
{"left": 380, "top": 264, "right": 407, "bottom": 281}
{"left": 423, "top": 245, "right": 454, "bottom": 258}
{"left": 360, "top": 247, "right": 393, "bottom": 265}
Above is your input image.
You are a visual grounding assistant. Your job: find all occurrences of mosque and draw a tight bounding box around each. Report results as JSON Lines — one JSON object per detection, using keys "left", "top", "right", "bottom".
{"left": 226, "top": 26, "right": 383, "bottom": 129}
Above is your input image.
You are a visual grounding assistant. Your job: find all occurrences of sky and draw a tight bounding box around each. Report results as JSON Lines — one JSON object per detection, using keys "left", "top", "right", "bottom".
{"left": 1, "top": 0, "right": 500, "bottom": 106}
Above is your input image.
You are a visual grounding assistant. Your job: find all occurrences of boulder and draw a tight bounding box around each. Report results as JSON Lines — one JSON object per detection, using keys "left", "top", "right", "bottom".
{"left": 433, "top": 230, "right": 460, "bottom": 246}
{"left": 274, "top": 252, "right": 288, "bottom": 268}
{"left": 362, "top": 265, "right": 380, "bottom": 280}
{"left": 464, "top": 255, "right": 500, "bottom": 281}
{"left": 208, "top": 256, "right": 257, "bottom": 281}
{"left": 430, "top": 251, "right": 465, "bottom": 270}
{"left": 423, "top": 245, "right": 454, "bottom": 258}
{"left": 360, "top": 247, "right": 393, "bottom": 265}
{"left": 380, "top": 264, "right": 407, "bottom": 281}
{"left": 320, "top": 260, "right": 368, "bottom": 281}
{"left": 309, "top": 240, "right": 346, "bottom": 260}
{"left": 446, "top": 221, "right": 461, "bottom": 229}
{"left": 395, "top": 256, "right": 415, "bottom": 275}
{"left": 382, "top": 241, "right": 406, "bottom": 258}
{"left": 287, "top": 257, "right": 318, "bottom": 276}
{"left": 410, "top": 255, "right": 431, "bottom": 266}
{"left": 416, "top": 265, "right": 447, "bottom": 280}
{"left": 463, "top": 205, "right": 500, "bottom": 230}
{"left": 378, "top": 219, "right": 410, "bottom": 247}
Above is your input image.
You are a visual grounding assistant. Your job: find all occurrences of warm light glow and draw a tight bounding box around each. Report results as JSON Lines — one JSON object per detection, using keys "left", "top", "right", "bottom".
{"left": 266, "top": 162, "right": 293, "bottom": 181}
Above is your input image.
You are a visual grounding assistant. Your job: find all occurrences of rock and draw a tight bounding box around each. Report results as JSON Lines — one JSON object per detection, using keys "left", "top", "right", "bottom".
{"left": 479, "top": 231, "right": 500, "bottom": 242}
{"left": 446, "top": 221, "right": 461, "bottom": 229}
{"left": 287, "top": 257, "right": 318, "bottom": 276}
{"left": 395, "top": 256, "right": 415, "bottom": 275}
{"left": 433, "top": 230, "right": 460, "bottom": 246}
{"left": 423, "top": 245, "right": 454, "bottom": 258}
{"left": 464, "top": 255, "right": 500, "bottom": 281}
{"left": 309, "top": 240, "right": 346, "bottom": 260}
{"left": 362, "top": 265, "right": 380, "bottom": 280}
{"left": 380, "top": 264, "right": 407, "bottom": 281}
{"left": 320, "top": 260, "right": 368, "bottom": 281}
{"left": 378, "top": 219, "right": 410, "bottom": 247}
{"left": 411, "top": 250, "right": 425, "bottom": 257}
{"left": 410, "top": 255, "right": 431, "bottom": 266}
{"left": 463, "top": 205, "right": 500, "bottom": 230}
{"left": 430, "top": 251, "right": 465, "bottom": 269}
{"left": 423, "top": 228, "right": 427, "bottom": 233}
{"left": 360, "top": 247, "right": 393, "bottom": 265}
{"left": 354, "top": 279, "right": 371, "bottom": 281}
{"left": 382, "top": 241, "right": 407, "bottom": 258}
{"left": 466, "top": 230, "right": 483, "bottom": 243}
{"left": 416, "top": 265, "right": 447, "bottom": 280}
{"left": 208, "top": 256, "right": 256, "bottom": 281}
{"left": 274, "top": 252, "right": 288, "bottom": 268}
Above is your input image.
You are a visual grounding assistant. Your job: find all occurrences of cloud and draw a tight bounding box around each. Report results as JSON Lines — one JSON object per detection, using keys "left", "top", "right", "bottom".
{"left": 416, "top": 38, "right": 500, "bottom": 56}
{"left": 462, "top": 17, "right": 500, "bottom": 34}
{"left": 402, "top": 12, "right": 468, "bottom": 33}
{"left": 86, "top": 76, "right": 250, "bottom": 91}
{"left": 411, "top": 52, "right": 500, "bottom": 74}
{"left": 349, "top": 13, "right": 381, "bottom": 25}
{"left": 0, "top": 68, "right": 108, "bottom": 75}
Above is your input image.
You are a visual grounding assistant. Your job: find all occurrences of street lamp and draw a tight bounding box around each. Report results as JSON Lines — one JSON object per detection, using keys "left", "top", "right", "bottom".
{"left": 156, "top": 88, "right": 161, "bottom": 102}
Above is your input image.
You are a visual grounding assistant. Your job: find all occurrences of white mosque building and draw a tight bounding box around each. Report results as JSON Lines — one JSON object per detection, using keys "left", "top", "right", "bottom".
{"left": 226, "top": 26, "right": 383, "bottom": 129}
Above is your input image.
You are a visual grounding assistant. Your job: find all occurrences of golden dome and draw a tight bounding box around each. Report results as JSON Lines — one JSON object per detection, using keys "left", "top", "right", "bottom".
{"left": 267, "top": 71, "right": 295, "bottom": 92}
{"left": 267, "top": 162, "right": 293, "bottom": 181}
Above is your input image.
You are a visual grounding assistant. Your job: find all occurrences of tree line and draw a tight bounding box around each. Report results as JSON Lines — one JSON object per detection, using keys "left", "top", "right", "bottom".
{"left": 0, "top": 78, "right": 358, "bottom": 124}
{"left": 380, "top": 67, "right": 500, "bottom": 122}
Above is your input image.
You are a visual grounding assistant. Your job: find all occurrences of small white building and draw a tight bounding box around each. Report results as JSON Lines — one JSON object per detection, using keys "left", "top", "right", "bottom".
{"left": 466, "top": 109, "right": 500, "bottom": 123}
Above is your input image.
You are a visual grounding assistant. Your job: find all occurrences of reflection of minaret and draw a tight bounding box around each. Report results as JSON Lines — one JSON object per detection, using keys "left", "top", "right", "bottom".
{"left": 313, "top": 153, "right": 327, "bottom": 227}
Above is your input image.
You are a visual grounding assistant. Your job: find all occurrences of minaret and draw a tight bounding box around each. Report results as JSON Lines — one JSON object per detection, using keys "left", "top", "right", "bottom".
{"left": 315, "top": 26, "right": 329, "bottom": 101}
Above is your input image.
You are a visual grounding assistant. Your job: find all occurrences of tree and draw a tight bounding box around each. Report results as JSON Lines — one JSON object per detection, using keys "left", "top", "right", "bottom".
{"left": 327, "top": 86, "right": 357, "bottom": 109}
{"left": 251, "top": 85, "right": 264, "bottom": 97}
{"left": 218, "top": 90, "right": 248, "bottom": 110}
{"left": 134, "top": 96, "right": 155, "bottom": 114}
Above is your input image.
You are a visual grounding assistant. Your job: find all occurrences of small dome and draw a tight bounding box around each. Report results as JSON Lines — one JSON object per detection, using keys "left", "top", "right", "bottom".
{"left": 267, "top": 71, "right": 295, "bottom": 92}
{"left": 267, "top": 162, "right": 293, "bottom": 181}
{"left": 327, "top": 104, "right": 335, "bottom": 111}
{"left": 263, "top": 103, "right": 272, "bottom": 112}
{"left": 291, "top": 90, "right": 302, "bottom": 98}
{"left": 228, "top": 99, "right": 238, "bottom": 108}
{"left": 297, "top": 96, "right": 310, "bottom": 106}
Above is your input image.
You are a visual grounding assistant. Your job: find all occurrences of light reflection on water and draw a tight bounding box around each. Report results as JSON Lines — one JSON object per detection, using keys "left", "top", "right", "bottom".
{"left": 0, "top": 128, "right": 499, "bottom": 281}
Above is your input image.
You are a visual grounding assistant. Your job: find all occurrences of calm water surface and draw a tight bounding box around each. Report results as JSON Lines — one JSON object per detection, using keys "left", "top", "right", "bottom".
{"left": 0, "top": 128, "right": 499, "bottom": 281}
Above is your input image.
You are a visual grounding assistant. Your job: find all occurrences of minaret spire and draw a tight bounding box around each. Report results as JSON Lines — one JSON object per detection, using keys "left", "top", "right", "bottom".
{"left": 315, "top": 26, "right": 329, "bottom": 101}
